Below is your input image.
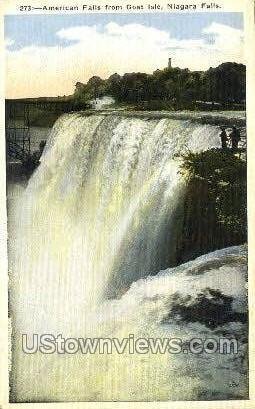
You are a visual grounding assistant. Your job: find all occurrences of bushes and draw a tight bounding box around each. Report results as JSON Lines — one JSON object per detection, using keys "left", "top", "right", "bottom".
{"left": 180, "top": 148, "right": 247, "bottom": 236}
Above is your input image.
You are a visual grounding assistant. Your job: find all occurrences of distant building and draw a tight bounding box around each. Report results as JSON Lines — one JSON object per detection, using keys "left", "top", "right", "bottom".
{"left": 168, "top": 58, "right": 172, "bottom": 68}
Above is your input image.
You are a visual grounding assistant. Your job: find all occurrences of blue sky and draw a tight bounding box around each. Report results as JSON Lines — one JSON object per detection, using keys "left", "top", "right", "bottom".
{"left": 5, "top": 13, "right": 244, "bottom": 98}
{"left": 5, "top": 13, "right": 243, "bottom": 50}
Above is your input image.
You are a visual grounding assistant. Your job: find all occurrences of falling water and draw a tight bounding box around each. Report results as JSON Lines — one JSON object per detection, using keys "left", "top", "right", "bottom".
{"left": 8, "top": 112, "right": 247, "bottom": 401}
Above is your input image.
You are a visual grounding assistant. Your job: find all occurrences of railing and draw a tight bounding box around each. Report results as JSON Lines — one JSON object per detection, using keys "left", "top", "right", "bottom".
{"left": 6, "top": 101, "right": 32, "bottom": 164}
{"left": 7, "top": 138, "right": 31, "bottom": 163}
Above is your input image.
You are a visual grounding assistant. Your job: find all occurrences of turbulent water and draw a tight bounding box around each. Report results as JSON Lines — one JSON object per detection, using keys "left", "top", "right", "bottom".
{"left": 8, "top": 112, "right": 247, "bottom": 401}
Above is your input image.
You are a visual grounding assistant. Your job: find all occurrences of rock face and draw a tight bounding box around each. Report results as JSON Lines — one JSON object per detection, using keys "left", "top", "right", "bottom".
{"left": 112, "top": 245, "right": 248, "bottom": 401}
{"left": 10, "top": 245, "right": 248, "bottom": 402}
{"left": 176, "top": 177, "right": 246, "bottom": 265}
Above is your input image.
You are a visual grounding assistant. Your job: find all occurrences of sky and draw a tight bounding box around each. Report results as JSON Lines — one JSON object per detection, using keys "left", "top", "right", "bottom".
{"left": 5, "top": 13, "right": 244, "bottom": 98}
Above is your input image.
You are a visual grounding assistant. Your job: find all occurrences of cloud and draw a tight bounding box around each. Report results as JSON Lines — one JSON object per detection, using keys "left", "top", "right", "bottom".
{"left": 202, "top": 22, "right": 244, "bottom": 61}
{"left": 203, "top": 22, "right": 244, "bottom": 43}
{"left": 166, "top": 23, "right": 244, "bottom": 72}
{"left": 6, "top": 22, "right": 244, "bottom": 98}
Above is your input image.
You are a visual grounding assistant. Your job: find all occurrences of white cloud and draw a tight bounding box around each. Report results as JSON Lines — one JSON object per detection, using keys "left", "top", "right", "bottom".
{"left": 202, "top": 22, "right": 244, "bottom": 63}
{"left": 203, "top": 22, "right": 244, "bottom": 44}
{"left": 6, "top": 22, "right": 244, "bottom": 98}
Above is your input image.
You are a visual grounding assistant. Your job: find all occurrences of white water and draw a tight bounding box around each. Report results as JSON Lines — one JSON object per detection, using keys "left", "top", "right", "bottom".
{"left": 91, "top": 96, "right": 115, "bottom": 109}
{"left": 8, "top": 112, "right": 247, "bottom": 401}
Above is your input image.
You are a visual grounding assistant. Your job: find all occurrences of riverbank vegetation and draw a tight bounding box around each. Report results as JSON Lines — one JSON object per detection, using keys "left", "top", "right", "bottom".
{"left": 73, "top": 62, "right": 246, "bottom": 111}
{"left": 176, "top": 148, "right": 246, "bottom": 263}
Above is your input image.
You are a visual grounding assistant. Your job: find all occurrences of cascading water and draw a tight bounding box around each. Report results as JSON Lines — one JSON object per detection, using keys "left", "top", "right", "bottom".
{"left": 8, "top": 112, "right": 247, "bottom": 402}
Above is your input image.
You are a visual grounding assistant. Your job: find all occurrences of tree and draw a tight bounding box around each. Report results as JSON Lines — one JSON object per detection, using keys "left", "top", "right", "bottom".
{"left": 87, "top": 76, "right": 106, "bottom": 100}
{"left": 72, "top": 62, "right": 246, "bottom": 109}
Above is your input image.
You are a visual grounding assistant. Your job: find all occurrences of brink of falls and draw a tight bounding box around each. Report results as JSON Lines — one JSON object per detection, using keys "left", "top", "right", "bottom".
{"left": 8, "top": 112, "right": 248, "bottom": 402}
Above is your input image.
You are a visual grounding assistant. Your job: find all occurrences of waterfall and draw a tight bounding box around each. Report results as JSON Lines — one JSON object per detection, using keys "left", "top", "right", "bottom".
{"left": 9, "top": 112, "right": 221, "bottom": 318}
{"left": 8, "top": 112, "right": 248, "bottom": 402}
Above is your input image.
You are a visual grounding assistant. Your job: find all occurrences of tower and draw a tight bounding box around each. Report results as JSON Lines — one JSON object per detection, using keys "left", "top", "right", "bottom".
{"left": 168, "top": 58, "right": 172, "bottom": 68}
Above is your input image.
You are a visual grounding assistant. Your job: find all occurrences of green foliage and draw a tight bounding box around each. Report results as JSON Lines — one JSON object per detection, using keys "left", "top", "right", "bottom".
{"left": 180, "top": 148, "right": 247, "bottom": 235}
{"left": 180, "top": 149, "right": 246, "bottom": 182}
{"left": 73, "top": 62, "right": 246, "bottom": 109}
{"left": 202, "top": 63, "right": 246, "bottom": 104}
{"left": 74, "top": 76, "right": 107, "bottom": 102}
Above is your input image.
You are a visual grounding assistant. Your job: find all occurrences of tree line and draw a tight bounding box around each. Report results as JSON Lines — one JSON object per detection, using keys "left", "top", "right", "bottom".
{"left": 73, "top": 62, "right": 246, "bottom": 110}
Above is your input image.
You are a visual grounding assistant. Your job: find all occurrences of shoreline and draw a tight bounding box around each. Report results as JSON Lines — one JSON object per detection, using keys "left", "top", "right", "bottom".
{"left": 74, "top": 109, "right": 247, "bottom": 127}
